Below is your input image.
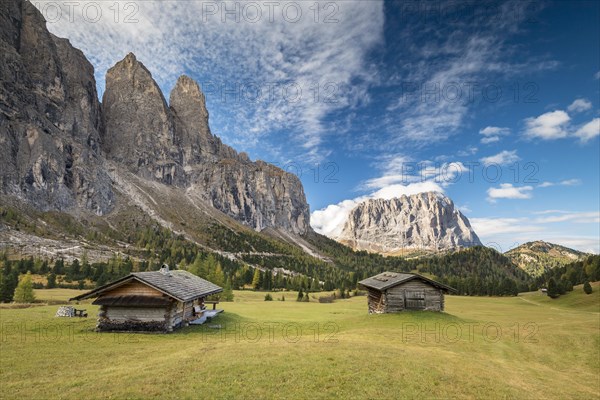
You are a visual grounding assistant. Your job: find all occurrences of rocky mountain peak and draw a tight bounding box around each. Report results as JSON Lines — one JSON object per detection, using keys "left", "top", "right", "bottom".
{"left": 337, "top": 191, "right": 482, "bottom": 254}
{"left": 169, "top": 74, "right": 213, "bottom": 163}
{"left": 171, "top": 75, "right": 207, "bottom": 105}
{"left": 102, "top": 52, "right": 185, "bottom": 185}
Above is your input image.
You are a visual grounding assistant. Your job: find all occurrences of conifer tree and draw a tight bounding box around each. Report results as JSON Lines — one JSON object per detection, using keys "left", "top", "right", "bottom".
{"left": 46, "top": 272, "right": 57, "bottom": 289}
{"left": 547, "top": 277, "right": 559, "bottom": 298}
{"left": 252, "top": 269, "right": 262, "bottom": 290}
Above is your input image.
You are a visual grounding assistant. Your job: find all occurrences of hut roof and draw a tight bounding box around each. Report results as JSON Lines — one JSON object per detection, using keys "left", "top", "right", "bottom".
{"left": 358, "top": 272, "right": 456, "bottom": 292}
{"left": 70, "top": 270, "right": 223, "bottom": 302}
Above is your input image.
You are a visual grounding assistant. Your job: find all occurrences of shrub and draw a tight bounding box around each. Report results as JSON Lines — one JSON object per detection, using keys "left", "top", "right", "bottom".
{"left": 583, "top": 281, "right": 593, "bottom": 295}
{"left": 264, "top": 293, "right": 273, "bottom": 301}
{"left": 318, "top": 295, "right": 335, "bottom": 303}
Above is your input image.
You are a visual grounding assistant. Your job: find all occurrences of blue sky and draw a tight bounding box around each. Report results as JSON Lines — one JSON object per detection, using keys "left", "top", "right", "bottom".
{"left": 36, "top": 1, "right": 599, "bottom": 253}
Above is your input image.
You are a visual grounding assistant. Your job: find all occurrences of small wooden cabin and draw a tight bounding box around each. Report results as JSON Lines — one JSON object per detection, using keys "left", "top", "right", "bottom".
{"left": 70, "top": 266, "right": 222, "bottom": 332}
{"left": 358, "top": 272, "right": 455, "bottom": 313}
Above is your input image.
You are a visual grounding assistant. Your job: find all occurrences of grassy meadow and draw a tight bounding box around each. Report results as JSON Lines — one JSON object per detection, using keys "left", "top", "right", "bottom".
{"left": 1, "top": 284, "right": 599, "bottom": 399}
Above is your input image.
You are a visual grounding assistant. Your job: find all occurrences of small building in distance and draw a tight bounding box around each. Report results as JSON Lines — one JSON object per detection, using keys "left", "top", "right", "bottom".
{"left": 70, "top": 265, "right": 222, "bottom": 332}
{"left": 358, "top": 272, "right": 455, "bottom": 313}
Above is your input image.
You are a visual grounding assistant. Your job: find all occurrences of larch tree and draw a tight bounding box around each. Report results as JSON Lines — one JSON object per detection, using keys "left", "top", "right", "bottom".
{"left": 14, "top": 271, "right": 36, "bottom": 303}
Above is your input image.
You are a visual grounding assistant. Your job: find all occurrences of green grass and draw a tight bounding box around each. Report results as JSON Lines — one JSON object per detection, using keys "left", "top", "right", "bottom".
{"left": 32, "top": 288, "right": 86, "bottom": 303}
{"left": 1, "top": 285, "right": 599, "bottom": 399}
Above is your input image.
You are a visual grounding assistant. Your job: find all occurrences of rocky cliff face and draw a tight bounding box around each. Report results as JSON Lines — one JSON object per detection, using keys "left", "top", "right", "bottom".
{"left": 1, "top": 0, "right": 310, "bottom": 234}
{"left": 0, "top": 0, "right": 113, "bottom": 214}
{"left": 102, "top": 53, "right": 186, "bottom": 186}
{"left": 337, "top": 192, "right": 482, "bottom": 254}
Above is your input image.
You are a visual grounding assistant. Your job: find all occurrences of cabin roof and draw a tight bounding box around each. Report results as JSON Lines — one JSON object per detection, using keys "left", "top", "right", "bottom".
{"left": 358, "top": 272, "right": 456, "bottom": 292}
{"left": 70, "top": 270, "right": 223, "bottom": 303}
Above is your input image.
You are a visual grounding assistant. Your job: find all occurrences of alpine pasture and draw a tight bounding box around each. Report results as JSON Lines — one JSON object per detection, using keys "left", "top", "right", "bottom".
{"left": 0, "top": 284, "right": 598, "bottom": 399}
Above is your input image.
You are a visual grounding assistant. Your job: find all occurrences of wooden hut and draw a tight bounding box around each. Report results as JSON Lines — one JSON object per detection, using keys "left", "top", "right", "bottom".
{"left": 358, "top": 272, "right": 455, "bottom": 313}
{"left": 70, "top": 265, "right": 222, "bottom": 332}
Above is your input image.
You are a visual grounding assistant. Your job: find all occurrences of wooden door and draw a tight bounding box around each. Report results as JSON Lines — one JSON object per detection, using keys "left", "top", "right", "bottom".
{"left": 404, "top": 291, "right": 425, "bottom": 310}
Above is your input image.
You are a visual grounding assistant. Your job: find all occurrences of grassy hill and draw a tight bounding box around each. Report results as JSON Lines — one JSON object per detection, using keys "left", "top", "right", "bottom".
{"left": 505, "top": 241, "right": 589, "bottom": 277}
{"left": 519, "top": 281, "right": 600, "bottom": 313}
{"left": 1, "top": 288, "right": 598, "bottom": 399}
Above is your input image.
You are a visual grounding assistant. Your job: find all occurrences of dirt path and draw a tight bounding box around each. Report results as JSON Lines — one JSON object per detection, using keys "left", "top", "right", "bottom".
{"left": 517, "top": 295, "right": 600, "bottom": 315}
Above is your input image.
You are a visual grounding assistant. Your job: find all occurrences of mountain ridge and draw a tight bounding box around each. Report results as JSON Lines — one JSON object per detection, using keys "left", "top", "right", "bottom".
{"left": 0, "top": 0, "right": 310, "bottom": 236}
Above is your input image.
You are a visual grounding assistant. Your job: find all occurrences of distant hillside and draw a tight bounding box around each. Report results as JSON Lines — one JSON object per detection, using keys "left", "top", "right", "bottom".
{"left": 505, "top": 241, "right": 589, "bottom": 277}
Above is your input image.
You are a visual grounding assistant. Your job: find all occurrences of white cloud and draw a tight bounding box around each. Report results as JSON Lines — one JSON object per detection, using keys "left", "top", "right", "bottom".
{"left": 595, "top": 71, "right": 600, "bottom": 80}
{"left": 480, "top": 150, "right": 520, "bottom": 166}
{"left": 360, "top": 160, "right": 468, "bottom": 191}
{"left": 567, "top": 98, "right": 592, "bottom": 113}
{"left": 480, "top": 136, "right": 499, "bottom": 144}
{"left": 487, "top": 183, "right": 533, "bottom": 202}
{"left": 458, "top": 205, "right": 472, "bottom": 214}
{"left": 480, "top": 126, "right": 511, "bottom": 136}
{"left": 524, "top": 110, "right": 570, "bottom": 140}
{"left": 574, "top": 118, "right": 600, "bottom": 142}
{"left": 523, "top": 106, "right": 598, "bottom": 143}
{"left": 369, "top": 181, "right": 444, "bottom": 201}
{"left": 560, "top": 178, "right": 582, "bottom": 186}
{"left": 470, "top": 217, "right": 541, "bottom": 237}
{"left": 310, "top": 199, "right": 362, "bottom": 239}
{"left": 538, "top": 178, "right": 581, "bottom": 188}
{"left": 479, "top": 126, "right": 510, "bottom": 144}
{"left": 539, "top": 237, "right": 598, "bottom": 254}
{"left": 456, "top": 146, "right": 478, "bottom": 157}
{"left": 534, "top": 211, "right": 600, "bottom": 224}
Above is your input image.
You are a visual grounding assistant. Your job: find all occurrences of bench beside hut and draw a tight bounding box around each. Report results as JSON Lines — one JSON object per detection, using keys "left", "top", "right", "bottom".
{"left": 70, "top": 265, "right": 222, "bottom": 332}
{"left": 358, "top": 272, "right": 455, "bottom": 313}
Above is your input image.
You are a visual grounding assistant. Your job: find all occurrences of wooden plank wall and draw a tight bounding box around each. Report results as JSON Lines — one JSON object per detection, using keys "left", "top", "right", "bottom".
{"left": 105, "top": 307, "right": 167, "bottom": 322}
{"left": 104, "top": 281, "right": 165, "bottom": 297}
{"left": 366, "top": 288, "right": 385, "bottom": 314}
{"left": 385, "top": 280, "right": 444, "bottom": 312}
{"left": 166, "top": 299, "right": 200, "bottom": 330}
